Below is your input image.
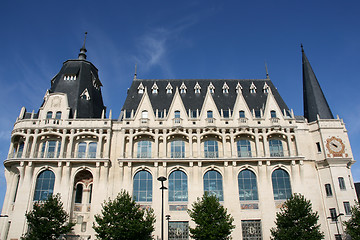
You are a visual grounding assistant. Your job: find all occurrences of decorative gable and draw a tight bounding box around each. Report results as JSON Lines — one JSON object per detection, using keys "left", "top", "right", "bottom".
{"left": 236, "top": 82, "right": 243, "bottom": 93}
{"left": 180, "top": 82, "right": 187, "bottom": 93}
{"left": 194, "top": 82, "right": 201, "bottom": 93}
{"left": 151, "top": 83, "right": 159, "bottom": 94}
{"left": 80, "top": 88, "right": 90, "bottom": 100}
{"left": 263, "top": 82, "right": 271, "bottom": 93}
{"left": 250, "top": 82, "right": 257, "bottom": 93}
{"left": 222, "top": 82, "right": 229, "bottom": 93}
{"left": 208, "top": 82, "right": 215, "bottom": 94}
{"left": 138, "top": 83, "right": 144, "bottom": 94}
{"left": 166, "top": 83, "right": 173, "bottom": 94}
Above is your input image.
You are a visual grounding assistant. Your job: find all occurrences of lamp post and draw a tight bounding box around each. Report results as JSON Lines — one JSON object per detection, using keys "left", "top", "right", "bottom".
{"left": 166, "top": 215, "right": 171, "bottom": 240}
{"left": 158, "top": 176, "right": 167, "bottom": 240}
{"left": 328, "top": 213, "right": 344, "bottom": 240}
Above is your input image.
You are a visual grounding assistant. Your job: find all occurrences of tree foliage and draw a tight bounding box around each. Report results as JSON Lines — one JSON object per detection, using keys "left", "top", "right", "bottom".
{"left": 344, "top": 201, "right": 360, "bottom": 240}
{"left": 271, "top": 193, "right": 324, "bottom": 240}
{"left": 22, "top": 194, "right": 74, "bottom": 240}
{"left": 93, "top": 190, "right": 156, "bottom": 240}
{"left": 188, "top": 192, "right": 235, "bottom": 240}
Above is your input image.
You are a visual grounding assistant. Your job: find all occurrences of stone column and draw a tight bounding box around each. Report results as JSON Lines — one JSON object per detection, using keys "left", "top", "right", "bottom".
{"left": 97, "top": 129, "right": 104, "bottom": 158}
{"left": 29, "top": 129, "right": 39, "bottom": 158}
{"left": 21, "top": 130, "right": 31, "bottom": 158}
{"left": 66, "top": 129, "right": 75, "bottom": 158}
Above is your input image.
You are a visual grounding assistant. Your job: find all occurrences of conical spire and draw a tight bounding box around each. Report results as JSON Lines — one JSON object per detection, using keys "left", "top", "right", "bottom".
{"left": 78, "top": 32, "right": 88, "bottom": 60}
{"left": 302, "top": 45, "right": 334, "bottom": 122}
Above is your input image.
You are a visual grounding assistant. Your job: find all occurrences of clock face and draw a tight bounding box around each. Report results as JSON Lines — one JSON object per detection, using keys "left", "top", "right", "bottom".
{"left": 326, "top": 137, "right": 345, "bottom": 155}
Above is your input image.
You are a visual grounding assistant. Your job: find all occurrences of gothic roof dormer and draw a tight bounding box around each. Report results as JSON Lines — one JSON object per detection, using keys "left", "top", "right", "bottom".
{"left": 302, "top": 45, "right": 334, "bottom": 122}
{"left": 49, "top": 34, "right": 106, "bottom": 118}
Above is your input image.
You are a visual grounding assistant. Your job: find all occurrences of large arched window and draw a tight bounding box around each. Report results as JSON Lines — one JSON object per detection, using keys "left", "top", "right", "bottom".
{"left": 269, "top": 139, "right": 284, "bottom": 157}
{"left": 237, "top": 139, "right": 251, "bottom": 157}
{"left": 133, "top": 170, "right": 152, "bottom": 202}
{"left": 238, "top": 169, "right": 258, "bottom": 201}
{"left": 171, "top": 140, "right": 185, "bottom": 158}
{"left": 137, "top": 140, "right": 152, "bottom": 158}
{"left": 204, "top": 140, "right": 219, "bottom": 158}
{"left": 34, "top": 170, "right": 55, "bottom": 201}
{"left": 272, "top": 169, "right": 292, "bottom": 200}
{"left": 204, "top": 170, "right": 223, "bottom": 201}
{"left": 73, "top": 170, "right": 93, "bottom": 211}
{"left": 169, "top": 170, "right": 188, "bottom": 202}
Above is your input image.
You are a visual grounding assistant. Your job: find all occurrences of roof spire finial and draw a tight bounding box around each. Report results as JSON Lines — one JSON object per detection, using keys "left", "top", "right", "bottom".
{"left": 265, "top": 61, "right": 270, "bottom": 79}
{"left": 78, "top": 32, "right": 88, "bottom": 60}
{"left": 134, "top": 63, "right": 137, "bottom": 80}
{"left": 301, "top": 43, "right": 304, "bottom": 52}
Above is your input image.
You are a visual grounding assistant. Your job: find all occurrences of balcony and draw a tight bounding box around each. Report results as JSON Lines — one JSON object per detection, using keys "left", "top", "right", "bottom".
{"left": 173, "top": 118, "right": 182, "bottom": 126}
{"left": 139, "top": 118, "right": 149, "bottom": 127}
{"left": 206, "top": 118, "right": 216, "bottom": 127}
{"left": 238, "top": 118, "right": 248, "bottom": 125}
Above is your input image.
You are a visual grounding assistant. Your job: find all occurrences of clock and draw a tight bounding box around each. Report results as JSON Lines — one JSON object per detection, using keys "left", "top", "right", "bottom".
{"left": 326, "top": 137, "right": 345, "bottom": 156}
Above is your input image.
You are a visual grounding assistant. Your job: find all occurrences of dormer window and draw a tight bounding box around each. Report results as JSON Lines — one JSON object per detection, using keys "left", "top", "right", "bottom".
{"left": 46, "top": 111, "right": 53, "bottom": 119}
{"left": 239, "top": 111, "right": 245, "bottom": 118}
{"left": 138, "top": 83, "right": 144, "bottom": 94}
{"left": 151, "top": 83, "right": 158, "bottom": 94}
{"left": 222, "top": 82, "right": 229, "bottom": 94}
{"left": 180, "top": 82, "right": 187, "bottom": 94}
{"left": 166, "top": 83, "right": 173, "bottom": 94}
{"left": 263, "top": 82, "right": 270, "bottom": 93}
{"left": 64, "top": 74, "right": 77, "bottom": 81}
{"left": 271, "top": 110, "right": 277, "bottom": 118}
{"left": 194, "top": 82, "right": 201, "bottom": 94}
{"left": 208, "top": 82, "right": 215, "bottom": 94}
{"left": 236, "top": 82, "right": 242, "bottom": 93}
{"left": 223, "top": 110, "right": 230, "bottom": 118}
{"left": 250, "top": 82, "right": 257, "bottom": 93}
{"left": 80, "top": 88, "right": 90, "bottom": 100}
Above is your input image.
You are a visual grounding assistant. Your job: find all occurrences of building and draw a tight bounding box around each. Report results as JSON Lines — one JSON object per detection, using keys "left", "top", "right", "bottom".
{"left": 0, "top": 40, "right": 358, "bottom": 240}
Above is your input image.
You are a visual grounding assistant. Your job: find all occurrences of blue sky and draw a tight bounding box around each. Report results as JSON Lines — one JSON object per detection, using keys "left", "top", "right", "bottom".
{"left": 0, "top": 0, "right": 360, "bottom": 208}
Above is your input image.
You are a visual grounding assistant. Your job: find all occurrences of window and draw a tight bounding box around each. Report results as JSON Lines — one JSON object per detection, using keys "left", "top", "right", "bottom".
{"left": 238, "top": 170, "right": 258, "bottom": 201}
{"left": 13, "top": 175, "right": 20, "bottom": 203}
{"left": 325, "top": 184, "right": 333, "bottom": 197}
{"left": 89, "top": 184, "right": 93, "bottom": 203}
{"left": 330, "top": 208, "right": 337, "bottom": 221}
{"left": 75, "top": 184, "right": 83, "bottom": 204}
{"left": 338, "top": 177, "right": 346, "bottom": 190}
{"left": 204, "top": 140, "right": 218, "bottom": 158}
{"left": 152, "top": 88, "right": 158, "bottom": 94}
{"left": 137, "top": 141, "right": 152, "bottom": 158}
{"left": 207, "top": 111, "right": 213, "bottom": 119}
{"left": 169, "top": 170, "right": 188, "bottom": 202}
{"left": 141, "top": 110, "right": 148, "bottom": 119}
{"left": 171, "top": 140, "right": 185, "bottom": 158}
{"left": 16, "top": 142, "right": 24, "bottom": 158}
{"left": 191, "top": 110, "right": 197, "bottom": 118}
{"left": 46, "top": 111, "right": 53, "bottom": 119}
{"left": 174, "top": 111, "right": 180, "bottom": 123}
{"left": 239, "top": 111, "right": 245, "bottom": 118}
{"left": 133, "top": 170, "right": 152, "bottom": 202}
{"left": 272, "top": 169, "right": 292, "bottom": 200}
{"left": 204, "top": 170, "right": 223, "bottom": 201}
{"left": 270, "top": 110, "right": 277, "bottom": 118}
{"left": 55, "top": 111, "right": 62, "bottom": 119}
{"left": 40, "top": 140, "right": 61, "bottom": 158}
{"left": 241, "top": 220, "right": 262, "bottom": 240}
{"left": 125, "top": 110, "right": 132, "bottom": 119}
{"left": 223, "top": 110, "right": 230, "bottom": 118}
{"left": 180, "top": 88, "right": 186, "bottom": 94}
{"left": 33, "top": 170, "right": 55, "bottom": 201}
{"left": 269, "top": 139, "right": 284, "bottom": 157}
{"left": 254, "top": 110, "right": 261, "bottom": 118}
{"left": 344, "top": 202, "right": 351, "bottom": 215}
{"left": 169, "top": 222, "right": 189, "bottom": 240}
{"left": 157, "top": 110, "right": 164, "bottom": 118}
{"left": 316, "top": 142, "right": 321, "bottom": 153}
{"left": 77, "top": 142, "right": 97, "bottom": 158}
{"left": 237, "top": 140, "right": 252, "bottom": 157}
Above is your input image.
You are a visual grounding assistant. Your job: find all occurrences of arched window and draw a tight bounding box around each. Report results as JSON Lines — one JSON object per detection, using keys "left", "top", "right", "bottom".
{"left": 207, "top": 111, "right": 213, "bottom": 119}
{"left": 46, "top": 111, "right": 53, "bottom": 119}
{"left": 34, "top": 170, "right": 55, "bottom": 201}
{"left": 141, "top": 110, "right": 148, "bottom": 119}
{"left": 239, "top": 110, "right": 245, "bottom": 118}
{"left": 270, "top": 110, "right": 277, "bottom": 118}
{"left": 171, "top": 140, "right": 185, "bottom": 158}
{"left": 137, "top": 140, "right": 152, "bottom": 158}
{"left": 272, "top": 169, "right": 292, "bottom": 200}
{"left": 133, "top": 170, "right": 152, "bottom": 202}
{"left": 204, "top": 170, "right": 223, "bottom": 201}
{"left": 204, "top": 140, "right": 218, "bottom": 158}
{"left": 237, "top": 139, "right": 251, "bottom": 157}
{"left": 269, "top": 139, "right": 284, "bottom": 157}
{"left": 55, "top": 111, "right": 62, "bottom": 119}
{"left": 169, "top": 170, "right": 188, "bottom": 202}
{"left": 238, "top": 170, "right": 258, "bottom": 201}
{"left": 75, "top": 184, "right": 83, "bottom": 204}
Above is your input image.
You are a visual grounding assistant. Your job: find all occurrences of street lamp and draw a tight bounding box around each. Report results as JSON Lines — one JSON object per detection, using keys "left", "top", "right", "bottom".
{"left": 166, "top": 215, "right": 171, "bottom": 240}
{"left": 158, "top": 176, "right": 167, "bottom": 240}
{"left": 328, "top": 213, "right": 344, "bottom": 240}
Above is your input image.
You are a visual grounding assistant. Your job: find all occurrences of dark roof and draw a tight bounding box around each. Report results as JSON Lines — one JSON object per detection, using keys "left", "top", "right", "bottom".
{"left": 355, "top": 182, "right": 360, "bottom": 202}
{"left": 302, "top": 46, "right": 334, "bottom": 122}
{"left": 49, "top": 59, "right": 106, "bottom": 118}
{"left": 122, "top": 78, "right": 290, "bottom": 116}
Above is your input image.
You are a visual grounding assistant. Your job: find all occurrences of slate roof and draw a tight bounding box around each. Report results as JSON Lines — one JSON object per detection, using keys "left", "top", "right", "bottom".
{"left": 122, "top": 78, "right": 290, "bottom": 116}
{"left": 49, "top": 59, "right": 106, "bottom": 118}
{"left": 302, "top": 46, "right": 334, "bottom": 122}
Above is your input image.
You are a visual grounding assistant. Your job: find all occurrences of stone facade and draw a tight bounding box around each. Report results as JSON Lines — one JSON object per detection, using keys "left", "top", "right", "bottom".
{"left": 0, "top": 46, "right": 357, "bottom": 240}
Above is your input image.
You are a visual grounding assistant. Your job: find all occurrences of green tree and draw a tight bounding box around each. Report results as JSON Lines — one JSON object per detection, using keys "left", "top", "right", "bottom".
{"left": 93, "top": 190, "right": 156, "bottom": 240}
{"left": 344, "top": 201, "right": 360, "bottom": 240}
{"left": 271, "top": 193, "right": 324, "bottom": 240}
{"left": 22, "top": 194, "right": 74, "bottom": 240}
{"left": 188, "top": 192, "right": 235, "bottom": 240}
